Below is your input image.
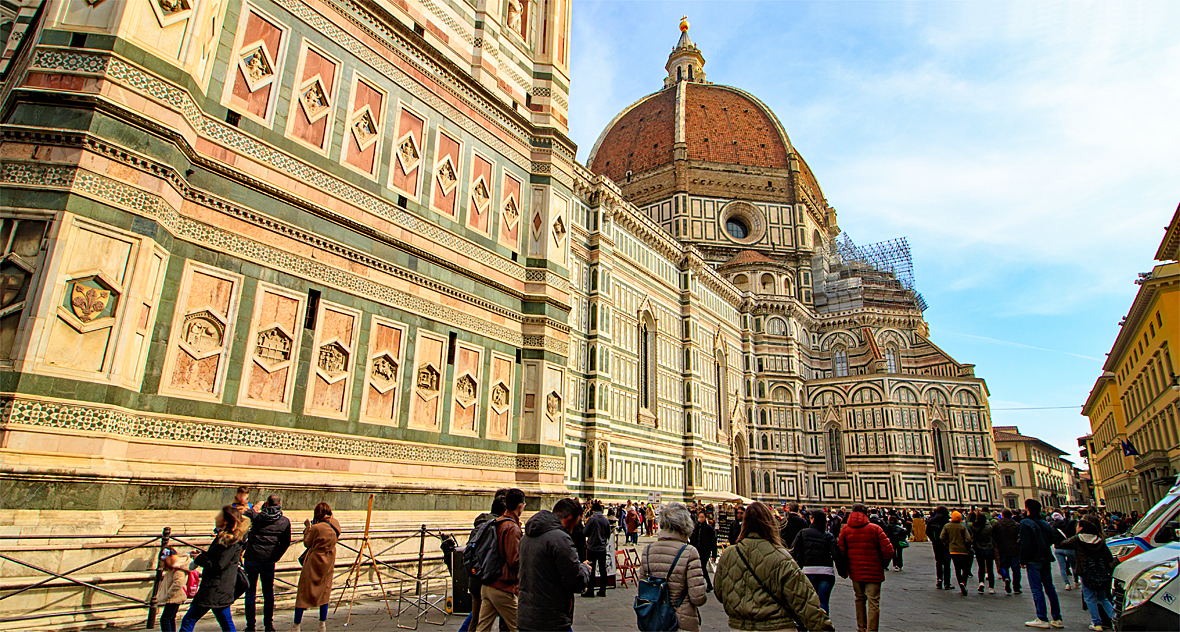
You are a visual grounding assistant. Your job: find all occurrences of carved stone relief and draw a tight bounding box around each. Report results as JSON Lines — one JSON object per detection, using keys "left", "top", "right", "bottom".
{"left": 454, "top": 373, "right": 477, "bottom": 407}
{"left": 238, "top": 44, "right": 276, "bottom": 91}
{"left": 317, "top": 341, "right": 349, "bottom": 377}
{"left": 436, "top": 159, "right": 458, "bottom": 195}
{"left": 491, "top": 382, "right": 509, "bottom": 412}
{"left": 371, "top": 354, "right": 397, "bottom": 389}
{"left": 181, "top": 311, "right": 224, "bottom": 354}
{"left": 417, "top": 363, "right": 440, "bottom": 395}
{"left": 254, "top": 327, "right": 292, "bottom": 368}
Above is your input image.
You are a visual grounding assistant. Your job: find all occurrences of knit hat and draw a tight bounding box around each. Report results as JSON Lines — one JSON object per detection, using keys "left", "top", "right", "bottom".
{"left": 951, "top": 511, "right": 962, "bottom": 522}
{"left": 1051, "top": 512, "right": 1064, "bottom": 521}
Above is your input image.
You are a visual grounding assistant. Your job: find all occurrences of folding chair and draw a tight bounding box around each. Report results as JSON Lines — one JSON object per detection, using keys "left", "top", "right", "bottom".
{"left": 615, "top": 548, "right": 639, "bottom": 587}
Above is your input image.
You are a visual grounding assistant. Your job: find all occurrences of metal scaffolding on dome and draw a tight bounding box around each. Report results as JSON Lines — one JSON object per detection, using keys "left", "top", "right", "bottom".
{"left": 831, "top": 232, "right": 928, "bottom": 311}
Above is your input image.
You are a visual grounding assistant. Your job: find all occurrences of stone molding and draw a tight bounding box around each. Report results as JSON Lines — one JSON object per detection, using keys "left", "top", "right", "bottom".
{"left": 0, "top": 396, "right": 565, "bottom": 473}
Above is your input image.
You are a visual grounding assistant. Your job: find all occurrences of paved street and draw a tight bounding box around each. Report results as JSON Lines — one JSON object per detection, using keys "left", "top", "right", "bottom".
{"left": 166, "top": 542, "right": 1097, "bottom": 632}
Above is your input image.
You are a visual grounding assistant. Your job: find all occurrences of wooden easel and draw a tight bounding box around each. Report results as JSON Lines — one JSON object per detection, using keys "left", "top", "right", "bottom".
{"left": 335, "top": 494, "right": 394, "bottom": 625}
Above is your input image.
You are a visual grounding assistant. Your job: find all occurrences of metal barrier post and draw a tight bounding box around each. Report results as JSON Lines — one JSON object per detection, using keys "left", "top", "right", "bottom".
{"left": 415, "top": 525, "right": 426, "bottom": 596}
{"left": 145, "top": 527, "right": 171, "bottom": 629}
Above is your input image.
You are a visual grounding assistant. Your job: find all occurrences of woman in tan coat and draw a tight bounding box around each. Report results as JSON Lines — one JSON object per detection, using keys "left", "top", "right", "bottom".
{"left": 291, "top": 502, "right": 340, "bottom": 632}
{"left": 639, "top": 502, "right": 707, "bottom": 631}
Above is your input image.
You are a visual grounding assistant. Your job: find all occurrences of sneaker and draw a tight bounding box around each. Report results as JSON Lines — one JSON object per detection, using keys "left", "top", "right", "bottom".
{"left": 989, "top": 588, "right": 996, "bottom": 594}
{"left": 1014, "top": 589, "right": 1023, "bottom": 594}
{"left": 937, "top": 582, "right": 944, "bottom": 590}
{"left": 581, "top": 591, "right": 595, "bottom": 598}
{"left": 597, "top": 591, "right": 606, "bottom": 597}
{"left": 1005, "top": 578, "right": 1012, "bottom": 593}
{"left": 978, "top": 582, "right": 985, "bottom": 593}
{"left": 1088, "top": 626, "right": 1103, "bottom": 631}
{"left": 960, "top": 583, "right": 968, "bottom": 596}
{"left": 1065, "top": 583, "right": 1072, "bottom": 591}
{"left": 1025, "top": 621, "right": 1051, "bottom": 629}
{"left": 1050, "top": 621, "right": 1064, "bottom": 629}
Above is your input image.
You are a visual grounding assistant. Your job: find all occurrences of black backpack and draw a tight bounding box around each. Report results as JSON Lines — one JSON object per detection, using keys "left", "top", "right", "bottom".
{"left": 464, "top": 517, "right": 509, "bottom": 583}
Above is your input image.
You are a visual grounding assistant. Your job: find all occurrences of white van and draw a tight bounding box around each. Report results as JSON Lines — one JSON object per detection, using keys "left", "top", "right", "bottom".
{"left": 1112, "top": 542, "right": 1179, "bottom": 631}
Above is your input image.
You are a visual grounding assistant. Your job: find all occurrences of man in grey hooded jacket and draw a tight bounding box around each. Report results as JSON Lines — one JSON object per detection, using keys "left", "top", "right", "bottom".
{"left": 517, "top": 498, "right": 592, "bottom": 632}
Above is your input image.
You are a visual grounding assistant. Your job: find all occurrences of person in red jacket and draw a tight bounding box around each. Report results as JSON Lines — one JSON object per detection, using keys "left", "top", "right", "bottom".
{"left": 837, "top": 504, "right": 896, "bottom": 632}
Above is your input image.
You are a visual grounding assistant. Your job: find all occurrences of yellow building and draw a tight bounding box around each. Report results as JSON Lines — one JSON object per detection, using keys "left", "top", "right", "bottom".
{"left": 1082, "top": 204, "right": 1180, "bottom": 513}
{"left": 995, "top": 426, "right": 1075, "bottom": 511}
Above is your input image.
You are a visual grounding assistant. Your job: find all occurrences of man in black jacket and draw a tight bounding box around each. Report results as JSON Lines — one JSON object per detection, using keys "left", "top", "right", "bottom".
{"left": 243, "top": 495, "right": 291, "bottom": 632}
{"left": 780, "top": 502, "right": 809, "bottom": 551}
{"left": 1020, "top": 499, "right": 1063, "bottom": 628}
{"left": 689, "top": 511, "right": 718, "bottom": 591}
{"left": 993, "top": 508, "right": 1023, "bottom": 594}
{"left": 581, "top": 501, "right": 611, "bottom": 598}
{"left": 926, "top": 506, "right": 952, "bottom": 590}
{"left": 517, "top": 498, "right": 592, "bottom": 632}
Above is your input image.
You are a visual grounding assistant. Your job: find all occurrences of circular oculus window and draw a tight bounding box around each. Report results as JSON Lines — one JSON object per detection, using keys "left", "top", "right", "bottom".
{"left": 719, "top": 201, "right": 765, "bottom": 244}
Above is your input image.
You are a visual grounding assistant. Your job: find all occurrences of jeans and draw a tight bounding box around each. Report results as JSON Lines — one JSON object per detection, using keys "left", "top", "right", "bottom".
{"left": 587, "top": 550, "right": 609, "bottom": 593}
{"left": 951, "top": 554, "right": 973, "bottom": 586}
{"left": 1081, "top": 583, "right": 1115, "bottom": 626}
{"left": 807, "top": 574, "right": 835, "bottom": 613}
{"left": 851, "top": 580, "right": 882, "bottom": 632}
{"left": 1027, "top": 561, "right": 1062, "bottom": 622}
{"left": 892, "top": 544, "right": 904, "bottom": 569}
{"left": 998, "top": 555, "right": 1022, "bottom": 591}
{"left": 975, "top": 550, "right": 995, "bottom": 588}
{"left": 293, "top": 604, "right": 328, "bottom": 624}
{"left": 1055, "top": 549, "right": 1077, "bottom": 586}
{"left": 161, "top": 603, "right": 181, "bottom": 632}
{"left": 243, "top": 560, "right": 275, "bottom": 631}
{"left": 179, "top": 604, "right": 236, "bottom": 632}
{"left": 627, "top": 531, "right": 639, "bottom": 544}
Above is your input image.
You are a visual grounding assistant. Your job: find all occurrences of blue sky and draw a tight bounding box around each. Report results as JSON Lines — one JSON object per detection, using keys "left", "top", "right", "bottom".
{"left": 567, "top": 0, "right": 1180, "bottom": 464}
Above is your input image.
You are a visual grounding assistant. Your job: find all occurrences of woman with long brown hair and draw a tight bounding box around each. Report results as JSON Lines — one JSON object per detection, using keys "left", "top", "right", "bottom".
{"left": 291, "top": 502, "right": 340, "bottom": 632}
{"left": 715, "top": 502, "right": 833, "bottom": 632}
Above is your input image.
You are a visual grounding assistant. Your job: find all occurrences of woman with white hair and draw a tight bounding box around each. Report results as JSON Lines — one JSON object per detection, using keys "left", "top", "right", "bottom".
{"left": 639, "top": 502, "right": 708, "bottom": 631}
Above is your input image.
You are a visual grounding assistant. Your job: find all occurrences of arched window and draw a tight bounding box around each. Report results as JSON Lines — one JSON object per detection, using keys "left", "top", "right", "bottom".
{"left": 732, "top": 274, "right": 750, "bottom": 292}
{"left": 760, "top": 409, "right": 768, "bottom": 425}
{"left": 761, "top": 434, "right": 769, "bottom": 451}
{"left": 760, "top": 273, "right": 775, "bottom": 294}
{"left": 763, "top": 471, "right": 772, "bottom": 494}
{"left": 588, "top": 344, "right": 596, "bottom": 371}
{"left": 886, "top": 345, "right": 899, "bottom": 373}
{"left": 825, "top": 424, "right": 844, "bottom": 472}
{"left": 833, "top": 345, "right": 849, "bottom": 377}
{"left": 767, "top": 318, "right": 787, "bottom": 336}
{"left": 686, "top": 457, "right": 694, "bottom": 487}
{"left": 715, "top": 349, "right": 728, "bottom": 437}
{"left": 639, "top": 313, "right": 655, "bottom": 410}
{"left": 932, "top": 423, "right": 950, "bottom": 473}
{"left": 688, "top": 65, "right": 694, "bottom": 80}
{"left": 677, "top": 66, "right": 683, "bottom": 81}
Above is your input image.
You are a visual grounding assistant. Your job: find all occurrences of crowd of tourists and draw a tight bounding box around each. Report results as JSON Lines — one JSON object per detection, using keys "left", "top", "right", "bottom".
{"left": 154, "top": 485, "right": 1130, "bottom": 632}
{"left": 154, "top": 487, "right": 340, "bottom": 632}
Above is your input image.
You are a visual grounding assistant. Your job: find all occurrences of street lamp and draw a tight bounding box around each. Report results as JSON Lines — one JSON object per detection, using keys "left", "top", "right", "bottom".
{"left": 1170, "top": 373, "right": 1180, "bottom": 392}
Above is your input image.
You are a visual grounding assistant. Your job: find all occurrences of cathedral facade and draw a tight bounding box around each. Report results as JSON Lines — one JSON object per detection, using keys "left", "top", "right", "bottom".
{"left": 0, "top": 1, "right": 996, "bottom": 519}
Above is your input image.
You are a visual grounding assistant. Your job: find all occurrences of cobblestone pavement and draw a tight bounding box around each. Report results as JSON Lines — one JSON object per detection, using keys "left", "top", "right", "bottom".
{"left": 168, "top": 542, "right": 1097, "bottom": 632}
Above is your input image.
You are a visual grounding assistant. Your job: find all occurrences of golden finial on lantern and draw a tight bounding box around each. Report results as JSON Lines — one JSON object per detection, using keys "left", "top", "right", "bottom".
{"left": 680, "top": 15, "right": 689, "bottom": 33}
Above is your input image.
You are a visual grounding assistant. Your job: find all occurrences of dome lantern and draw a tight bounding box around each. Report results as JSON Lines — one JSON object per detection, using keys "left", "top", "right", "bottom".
{"left": 665, "top": 16, "right": 706, "bottom": 88}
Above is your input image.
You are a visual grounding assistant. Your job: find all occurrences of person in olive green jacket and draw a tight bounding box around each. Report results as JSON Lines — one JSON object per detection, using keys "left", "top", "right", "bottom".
{"left": 940, "top": 511, "right": 974, "bottom": 596}
{"left": 715, "top": 502, "right": 834, "bottom": 632}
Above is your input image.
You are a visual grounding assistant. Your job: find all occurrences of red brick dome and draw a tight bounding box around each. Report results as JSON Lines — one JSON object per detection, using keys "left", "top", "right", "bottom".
{"left": 587, "top": 83, "right": 792, "bottom": 184}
